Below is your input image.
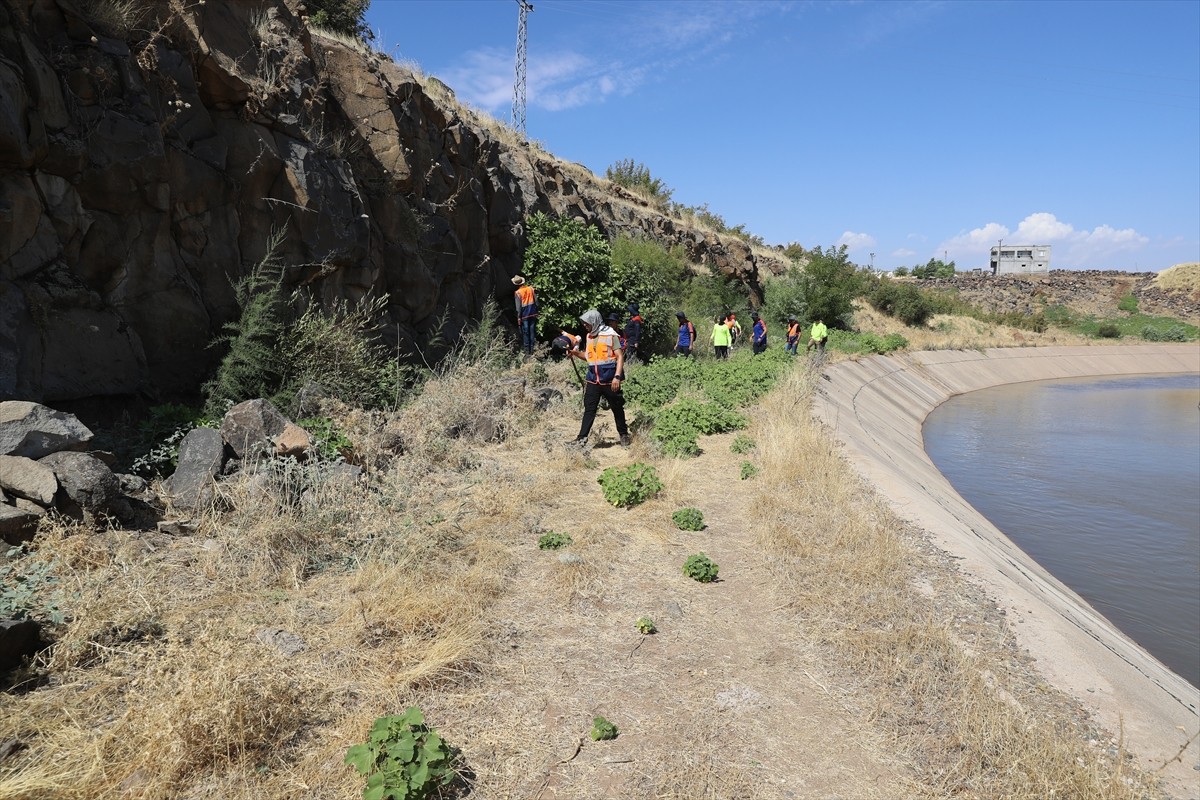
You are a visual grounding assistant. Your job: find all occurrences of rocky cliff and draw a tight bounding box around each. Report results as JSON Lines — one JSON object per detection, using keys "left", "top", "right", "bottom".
{"left": 0, "top": 0, "right": 778, "bottom": 404}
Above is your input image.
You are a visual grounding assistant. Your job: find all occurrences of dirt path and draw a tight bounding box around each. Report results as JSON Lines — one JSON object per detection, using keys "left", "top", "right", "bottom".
{"left": 455, "top": 407, "right": 914, "bottom": 799}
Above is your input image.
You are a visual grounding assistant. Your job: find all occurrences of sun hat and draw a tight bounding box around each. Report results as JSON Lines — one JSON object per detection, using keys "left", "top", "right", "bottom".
{"left": 511, "top": 275, "right": 525, "bottom": 286}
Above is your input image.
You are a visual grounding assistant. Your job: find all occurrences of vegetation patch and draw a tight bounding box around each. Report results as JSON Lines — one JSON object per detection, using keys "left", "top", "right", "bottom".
{"left": 635, "top": 616, "right": 657, "bottom": 635}
{"left": 598, "top": 463, "right": 663, "bottom": 508}
{"left": 537, "top": 531, "right": 573, "bottom": 551}
{"left": 739, "top": 461, "right": 759, "bottom": 480}
{"left": 671, "top": 508, "right": 705, "bottom": 531}
{"left": 344, "top": 708, "right": 464, "bottom": 800}
{"left": 729, "top": 434, "right": 756, "bottom": 455}
{"left": 589, "top": 716, "right": 619, "bottom": 741}
{"left": 1045, "top": 305, "right": 1199, "bottom": 341}
{"left": 682, "top": 553, "right": 719, "bottom": 583}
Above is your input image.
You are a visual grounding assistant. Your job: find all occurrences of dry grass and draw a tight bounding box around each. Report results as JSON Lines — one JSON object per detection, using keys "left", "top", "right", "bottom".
{"left": 1154, "top": 261, "right": 1200, "bottom": 292}
{"left": 746, "top": 366, "right": 1163, "bottom": 799}
{"left": 852, "top": 301, "right": 1092, "bottom": 351}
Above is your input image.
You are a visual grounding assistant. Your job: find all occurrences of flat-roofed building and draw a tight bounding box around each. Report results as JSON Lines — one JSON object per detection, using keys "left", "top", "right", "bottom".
{"left": 990, "top": 245, "right": 1050, "bottom": 275}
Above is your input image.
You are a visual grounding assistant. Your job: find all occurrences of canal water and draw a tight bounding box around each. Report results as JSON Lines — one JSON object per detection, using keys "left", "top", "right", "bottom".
{"left": 923, "top": 373, "right": 1200, "bottom": 688}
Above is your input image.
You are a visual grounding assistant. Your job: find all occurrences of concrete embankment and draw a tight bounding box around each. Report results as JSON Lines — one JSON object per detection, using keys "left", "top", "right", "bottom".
{"left": 812, "top": 344, "right": 1200, "bottom": 796}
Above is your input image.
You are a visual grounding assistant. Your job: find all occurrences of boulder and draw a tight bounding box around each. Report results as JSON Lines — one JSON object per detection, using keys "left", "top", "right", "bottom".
{"left": 0, "top": 401, "right": 92, "bottom": 459}
{"left": 220, "top": 399, "right": 295, "bottom": 460}
{"left": 0, "top": 504, "right": 39, "bottom": 545}
{"left": 273, "top": 421, "right": 312, "bottom": 458}
{"left": 0, "top": 454, "right": 57, "bottom": 506}
{"left": 38, "top": 451, "right": 120, "bottom": 519}
{"left": 162, "top": 427, "right": 224, "bottom": 513}
{"left": 0, "top": 618, "right": 42, "bottom": 672}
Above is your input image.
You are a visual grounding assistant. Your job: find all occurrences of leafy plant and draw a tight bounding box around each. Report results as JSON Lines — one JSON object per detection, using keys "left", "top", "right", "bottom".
{"left": 537, "top": 531, "right": 573, "bottom": 550}
{"left": 649, "top": 397, "right": 746, "bottom": 457}
{"left": 597, "top": 463, "right": 663, "bottom": 508}
{"left": 1141, "top": 324, "right": 1191, "bottom": 342}
{"left": 739, "top": 461, "right": 759, "bottom": 480}
{"left": 635, "top": 616, "right": 656, "bottom": 635}
{"left": 672, "top": 508, "right": 705, "bottom": 531}
{"left": 868, "top": 279, "right": 935, "bottom": 326}
{"left": 1096, "top": 322, "right": 1121, "bottom": 338}
{"left": 344, "top": 708, "right": 462, "bottom": 800}
{"left": 605, "top": 159, "right": 673, "bottom": 209}
{"left": 298, "top": 416, "right": 353, "bottom": 462}
{"left": 522, "top": 212, "right": 614, "bottom": 337}
{"left": 730, "top": 434, "right": 755, "bottom": 454}
{"left": 590, "top": 716, "right": 619, "bottom": 741}
{"left": 1, "top": 546, "right": 66, "bottom": 624}
{"left": 683, "top": 553, "right": 719, "bottom": 583}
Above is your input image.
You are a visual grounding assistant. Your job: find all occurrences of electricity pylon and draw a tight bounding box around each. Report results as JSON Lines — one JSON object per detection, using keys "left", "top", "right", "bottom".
{"left": 511, "top": 0, "right": 533, "bottom": 137}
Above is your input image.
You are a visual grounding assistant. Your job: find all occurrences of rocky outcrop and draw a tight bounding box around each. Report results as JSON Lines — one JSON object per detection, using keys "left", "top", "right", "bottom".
{"left": 0, "top": 0, "right": 777, "bottom": 405}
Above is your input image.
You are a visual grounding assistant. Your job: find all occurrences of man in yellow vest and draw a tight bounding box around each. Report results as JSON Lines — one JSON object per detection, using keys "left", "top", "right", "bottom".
{"left": 806, "top": 317, "right": 829, "bottom": 355}
{"left": 567, "top": 309, "right": 631, "bottom": 448}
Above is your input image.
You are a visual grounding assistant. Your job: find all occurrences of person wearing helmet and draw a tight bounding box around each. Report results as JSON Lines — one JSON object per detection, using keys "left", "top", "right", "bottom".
{"left": 512, "top": 275, "right": 538, "bottom": 356}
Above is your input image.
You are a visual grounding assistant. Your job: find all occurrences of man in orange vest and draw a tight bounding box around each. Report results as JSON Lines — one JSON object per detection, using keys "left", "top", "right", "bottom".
{"left": 785, "top": 315, "right": 801, "bottom": 355}
{"left": 567, "top": 309, "right": 631, "bottom": 448}
{"left": 512, "top": 275, "right": 538, "bottom": 355}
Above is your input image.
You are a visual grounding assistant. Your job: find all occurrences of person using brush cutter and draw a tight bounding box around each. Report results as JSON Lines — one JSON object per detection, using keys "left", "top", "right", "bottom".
{"left": 566, "top": 309, "right": 631, "bottom": 448}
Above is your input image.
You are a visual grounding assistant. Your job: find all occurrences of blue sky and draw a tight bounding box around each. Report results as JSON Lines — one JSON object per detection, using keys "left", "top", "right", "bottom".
{"left": 365, "top": 0, "right": 1200, "bottom": 272}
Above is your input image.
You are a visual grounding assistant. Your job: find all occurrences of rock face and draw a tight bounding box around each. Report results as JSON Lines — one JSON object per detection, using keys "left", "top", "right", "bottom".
{"left": 0, "top": 401, "right": 93, "bottom": 458}
{"left": 0, "top": 0, "right": 779, "bottom": 405}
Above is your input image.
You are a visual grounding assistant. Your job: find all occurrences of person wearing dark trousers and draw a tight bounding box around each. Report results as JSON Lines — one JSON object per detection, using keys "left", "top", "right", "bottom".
{"left": 751, "top": 311, "right": 768, "bottom": 355}
{"left": 675, "top": 311, "right": 696, "bottom": 357}
{"left": 512, "top": 275, "right": 538, "bottom": 355}
{"left": 567, "top": 309, "right": 631, "bottom": 447}
{"left": 625, "top": 302, "right": 643, "bottom": 362}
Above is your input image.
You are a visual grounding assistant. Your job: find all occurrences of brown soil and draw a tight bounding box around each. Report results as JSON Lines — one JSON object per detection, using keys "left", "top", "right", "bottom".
{"left": 456, "top": 416, "right": 912, "bottom": 799}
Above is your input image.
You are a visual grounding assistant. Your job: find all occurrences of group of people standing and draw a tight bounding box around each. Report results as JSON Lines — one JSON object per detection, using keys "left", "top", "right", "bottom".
{"left": 512, "top": 274, "right": 829, "bottom": 447}
{"left": 672, "top": 310, "right": 826, "bottom": 359}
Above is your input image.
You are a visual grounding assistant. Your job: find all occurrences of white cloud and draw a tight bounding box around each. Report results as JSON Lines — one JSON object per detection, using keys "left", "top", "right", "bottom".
{"left": 936, "top": 213, "right": 1149, "bottom": 268}
{"left": 892, "top": 248, "right": 917, "bottom": 258}
{"left": 837, "top": 231, "right": 876, "bottom": 251}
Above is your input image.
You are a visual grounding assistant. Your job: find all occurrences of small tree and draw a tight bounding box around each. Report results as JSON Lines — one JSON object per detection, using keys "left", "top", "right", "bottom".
{"left": 797, "top": 245, "right": 866, "bottom": 329}
{"left": 523, "top": 213, "right": 615, "bottom": 336}
{"left": 306, "top": 0, "right": 373, "bottom": 41}
{"left": 911, "top": 258, "right": 956, "bottom": 279}
{"left": 606, "top": 159, "right": 673, "bottom": 208}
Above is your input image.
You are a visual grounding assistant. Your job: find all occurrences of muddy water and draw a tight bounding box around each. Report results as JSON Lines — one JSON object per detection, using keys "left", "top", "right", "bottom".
{"left": 923, "top": 374, "right": 1200, "bottom": 688}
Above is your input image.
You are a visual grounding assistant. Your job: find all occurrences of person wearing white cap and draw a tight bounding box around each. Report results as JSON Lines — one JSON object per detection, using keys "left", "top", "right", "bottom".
{"left": 512, "top": 275, "right": 538, "bottom": 355}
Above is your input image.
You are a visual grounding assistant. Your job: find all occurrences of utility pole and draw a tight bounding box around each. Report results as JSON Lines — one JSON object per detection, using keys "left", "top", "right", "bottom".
{"left": 511, "top": 0, "right": 533, "bottom": 137}
{"left": 869, "top": 252, "right": 875, "bottom": 271}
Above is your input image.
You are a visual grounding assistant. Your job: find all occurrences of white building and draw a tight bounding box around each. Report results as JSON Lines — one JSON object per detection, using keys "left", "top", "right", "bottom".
{"left": 989, "top": 245, "right": 1050, "bottom": 275}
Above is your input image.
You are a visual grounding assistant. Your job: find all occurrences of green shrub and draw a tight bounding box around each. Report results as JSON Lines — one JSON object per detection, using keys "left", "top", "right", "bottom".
{"left": 344, "top": 708, "right": 463, "bottom": 800}
{"left": 1096, "top": 322, "right": 1122, "bottom": 338}
{"left": 1118, "top": 294, "right": 1139, "bottom": 313}
{"left": 298, "top": 416, "right": 353, "bottom": 461}
{"left": 636, "top": 616, "right": 657, "bottom": 635}
{"left": 590, "top": 716, "right": 619, "bottom": 741}
{"left": 650, "top": 397, "right": 747, "bottom": 457}
{"left": 537, "top": 531, "right": 573, "bottom": 550}
{"left": 892, "top": 266, "right": 909, "bottom": 277}
{"left": 672, "top": 508, "right": 705, "bottom": 531}
{"left": 307, "top": 0, "right": 372, "bottom": 41}
{"left": 523, "top": 212, "right": 614, "bottom": 336}
{"left": 730, "top": 434, "right": 755, "bottom": 454}
{"left": 739, "top": 461, "right": 759, "bottom": 480}
{"left": 598, "top": 463, "right": 663, "bottom": 508}
{"left": 605, "top": 159, "right": 673, "bottom": 209}
{"left": 1141, "top": 324, "right": 1191, "bottom": 342}
{"left": 1, "top": 545, "right": 66, "bottom": 624}
{"left": 683, "top": 552, "right": 719, "bottom": 583}
{"left": 868, "top": 279, "right": 934, "bottom": 326}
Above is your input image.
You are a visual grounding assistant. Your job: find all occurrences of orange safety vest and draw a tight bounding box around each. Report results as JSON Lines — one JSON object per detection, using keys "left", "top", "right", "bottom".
{"left": 787, "top": 322, "right": 800, "bottom": 341}
{"left": 515, "top": 284, "right": 538, "bottom": 320}
{"left": 585, "top": 331, "right": 621, "bottom": 384}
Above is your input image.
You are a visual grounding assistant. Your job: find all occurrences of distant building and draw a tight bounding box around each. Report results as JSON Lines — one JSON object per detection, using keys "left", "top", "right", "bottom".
{"left": 989, "top": 245, "right": 1050, "bottom": 275}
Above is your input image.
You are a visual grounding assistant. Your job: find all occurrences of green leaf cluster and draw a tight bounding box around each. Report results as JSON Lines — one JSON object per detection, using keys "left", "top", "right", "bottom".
{"left": 597, "top": 463, "right": 663, "bottom": 508}
{"left": 827, "top": 330, "right": 908, "bottom": 356}
{"left": 307, "top": 0, "right": 373, "bottom": 41}
{"left": 671, "top": 508, "right": 705, "bottom": 531}
{"left": 590, "top": 716, "right": 619, "bottom": 741}
{"left": 298, "top": 416, "right": 353, "bottom": 462}
{"left": 635, "top": 616, "right": 657, "bottom": 634}
{"left": 344, "top": 708, "right": 462, "bottom": 800}
{"left": 537, "top": 531, "right": 573, "bottom": 550}
{"left": 1, "top": 546, "right": 66, "bottom": 624}
{"left": 683, "top": 552, "right": 719, "bottom": 583}
{"left": 739, "top": 461, "right": 759, "bottom": 480}
{"left": 649, "top": 397, "right": 747, "bottom": 457}
{"left": 729, "top": 434, "right": 756, "bottom": 455}
{"left": 523, "top": 213, "right": 615, "bottom": 337}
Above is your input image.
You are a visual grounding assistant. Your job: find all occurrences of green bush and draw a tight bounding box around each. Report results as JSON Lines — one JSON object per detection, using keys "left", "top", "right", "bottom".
{"left": 683, "top": 552, "right": 719, "bottom": 583}
{"left": 730, "top": 434, "right": 755, "bottom": 454}
{"left": 649, "top": 397, "right": 746, "bottom": 457}
{"left": 795, "top": 244, "right": 870, "bottom": 329}
{"left": 1141, "top": 324, "right": 1190, "bottom": 342}
{"left": 672, "top": 508, "right": 705, "bottom": 531}
{"left": 344, "top": 708, "right": 463, "bottom": 800}
{"left": 523, "top": 212, "right": 614, "bottom": 336}
{"left": 1096, "top": 322, "right": 1122, "bottom": 338}
{"left": 537, "top": 531, "right": 573, "bottom": 550}
{"left": 739, "top": 461, "right": 759, "bottom": 480}
{"left": 298, "top": 416, "right": 353, "bottom": 462}
{"left": 605, "top": 159, "right": 673, "bottom": 209}
{"left": 598, "top": 463, "right": 663, "bottom": 508}
{"left": 590, "top": 716, "right": 619, "bottom": 741}
{"left": 868, "top": 279, "right": 935, "bottom": 326}
{"left": 636, "top": 616, "right": 657, "bottom": 634}
{"left": 307, "top": 0, "right": 372, "bottom": 41}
